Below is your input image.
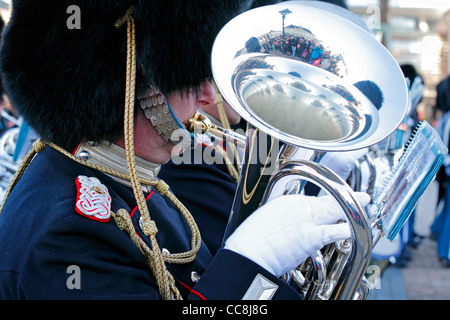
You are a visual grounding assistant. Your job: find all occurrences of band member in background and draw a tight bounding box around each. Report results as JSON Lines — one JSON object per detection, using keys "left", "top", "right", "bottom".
{"left": 395, "top": 64, "right": 425, "bottom": 266}
{"left": 432, "top": 76, "right": 450, "bottom": 267}
{"left": 0, "top": 0, "right": 368, "bottom": 300}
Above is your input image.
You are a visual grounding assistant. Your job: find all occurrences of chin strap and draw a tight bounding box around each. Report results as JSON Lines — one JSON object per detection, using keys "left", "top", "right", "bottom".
{"left": 137, "top": 85, "right": 197, "bottom": 149}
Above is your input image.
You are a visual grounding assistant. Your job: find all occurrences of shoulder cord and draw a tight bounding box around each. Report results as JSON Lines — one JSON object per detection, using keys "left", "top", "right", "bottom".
{"left": 117, "top": 8, "right": 201, "bottom": 299}
{"left": 119, "top": 10, "right": 182, "bottom": 299}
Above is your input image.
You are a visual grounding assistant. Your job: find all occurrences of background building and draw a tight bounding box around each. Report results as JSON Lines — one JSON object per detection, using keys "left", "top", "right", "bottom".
{"left": 0, "top": 0, "right": 9, "bottom": 22}
{"left": 349, "top": 0, "right": 450, "bottom": 123}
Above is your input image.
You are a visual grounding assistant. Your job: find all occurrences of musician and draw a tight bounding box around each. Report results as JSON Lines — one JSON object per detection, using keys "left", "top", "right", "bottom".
{"left": 396, "top": 64, "right": 425, "bottom": 266}
{"left": 0, "top": 0, "right": 369, "bottom": 300}
{"left": 432, "top": 76, "right": 450, "bottom": 267}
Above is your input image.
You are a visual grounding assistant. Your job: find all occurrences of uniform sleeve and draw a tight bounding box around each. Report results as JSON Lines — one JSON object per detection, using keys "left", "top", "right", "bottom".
{"left": 19, "top": 215, "right": 161, "bottom": 300}
{"left": 189, "top": 249, "right": 303, "bottom": 300}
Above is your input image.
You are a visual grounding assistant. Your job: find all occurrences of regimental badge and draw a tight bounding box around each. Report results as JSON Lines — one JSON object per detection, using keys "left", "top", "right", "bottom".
{"left": 75, "top": 175, "right": 111, "bottom": 222}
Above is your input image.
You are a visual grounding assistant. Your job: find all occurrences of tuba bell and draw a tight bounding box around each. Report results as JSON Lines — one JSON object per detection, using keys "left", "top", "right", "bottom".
{"left": 187, "top": 1, "right": 446, "bottom": 300}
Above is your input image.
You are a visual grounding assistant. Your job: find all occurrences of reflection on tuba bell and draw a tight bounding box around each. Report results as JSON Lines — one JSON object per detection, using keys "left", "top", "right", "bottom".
{"left": 186, "top": 2, "right": 445, "bottom": 300}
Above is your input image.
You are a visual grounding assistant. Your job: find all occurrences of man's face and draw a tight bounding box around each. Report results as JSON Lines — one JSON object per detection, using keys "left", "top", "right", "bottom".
{"left": 124, "top": 81, "right": 216, "bottom": 164}
{"left": 201, "top": 99, "right": 241, "bottom": 125}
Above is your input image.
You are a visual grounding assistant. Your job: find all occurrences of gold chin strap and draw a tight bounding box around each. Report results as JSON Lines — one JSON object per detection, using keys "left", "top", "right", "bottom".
{"left": 115, "top": 7, "right": 200, "bottom": 300}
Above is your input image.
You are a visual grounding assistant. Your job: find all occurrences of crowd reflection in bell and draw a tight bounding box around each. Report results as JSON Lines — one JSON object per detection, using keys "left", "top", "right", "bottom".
{"left": 241, "top": 30, "right": 343, "bottom": 77}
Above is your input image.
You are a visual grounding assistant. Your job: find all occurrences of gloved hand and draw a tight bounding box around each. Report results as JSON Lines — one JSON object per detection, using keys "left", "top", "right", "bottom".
{"left": 318, "top": 148, "right": 369, "bottom": 181}
{"left": 224, "top": 192, "right": 371, "bottom": 277}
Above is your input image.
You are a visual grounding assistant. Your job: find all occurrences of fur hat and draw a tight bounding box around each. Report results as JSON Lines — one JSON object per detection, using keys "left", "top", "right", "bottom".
{"left": 0, "top": 0, "right": 252, "bottom": 150}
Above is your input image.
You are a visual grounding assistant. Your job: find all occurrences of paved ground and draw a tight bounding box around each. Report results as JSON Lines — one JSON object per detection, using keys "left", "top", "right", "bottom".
{"left": 403, "top": 237, "right": 450, "bottom": 300}
{"left": 370, "top": 180, "right": 450, "bottom": 300}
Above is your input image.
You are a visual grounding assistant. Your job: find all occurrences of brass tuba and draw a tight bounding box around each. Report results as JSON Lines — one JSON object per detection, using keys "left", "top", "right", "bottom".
{"left": 198, "top": 2, "right": 413, "bottom": 300}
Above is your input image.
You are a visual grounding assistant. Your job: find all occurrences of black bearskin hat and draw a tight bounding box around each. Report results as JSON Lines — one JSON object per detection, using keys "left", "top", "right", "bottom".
{"left": 0, "top": 0, "right": 253, "bottom": 150}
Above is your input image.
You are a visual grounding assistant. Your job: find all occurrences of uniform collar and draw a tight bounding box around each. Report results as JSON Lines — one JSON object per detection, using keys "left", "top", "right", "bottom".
{"left": 73, "top": 140, "right": 161, "bottom": 190}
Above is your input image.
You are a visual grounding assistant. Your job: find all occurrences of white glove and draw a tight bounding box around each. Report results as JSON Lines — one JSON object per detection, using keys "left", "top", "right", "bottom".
{"left": 318, "top": 148, "right": 369, "bottom": 181}
{"left": 358, "top": 159, "right": 371, "bottom": 193}
{"left": 224, "top": 192, "right": 371, "bottom": 277}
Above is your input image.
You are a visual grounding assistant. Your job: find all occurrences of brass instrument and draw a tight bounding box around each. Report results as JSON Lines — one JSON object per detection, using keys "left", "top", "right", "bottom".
{"left": 186, "top": 112, "right": 246, "bottom": 151}
{"left": 187, "top": 2, "right": 445, "bottom": 300}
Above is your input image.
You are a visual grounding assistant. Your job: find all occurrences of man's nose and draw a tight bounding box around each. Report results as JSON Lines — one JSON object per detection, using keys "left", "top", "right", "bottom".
{"left": 197, "top": 81, "right": 217, "bottom": 107}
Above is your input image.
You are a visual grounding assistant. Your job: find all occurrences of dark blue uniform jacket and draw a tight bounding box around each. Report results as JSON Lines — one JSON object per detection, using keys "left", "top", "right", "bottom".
{"left": 159, "top": 145, "right": 237, "bottom": 256}
{"left": 0, "top": 146, "right": 301, "bottom": 300}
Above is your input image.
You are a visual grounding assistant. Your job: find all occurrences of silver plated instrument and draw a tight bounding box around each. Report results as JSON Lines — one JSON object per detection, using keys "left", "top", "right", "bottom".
{"left": 209, "top": 1, "right": 409, "bottom": 300}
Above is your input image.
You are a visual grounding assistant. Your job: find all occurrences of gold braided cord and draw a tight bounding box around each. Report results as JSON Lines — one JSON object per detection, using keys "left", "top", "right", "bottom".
{"left": 214, "top": 91, "right": 231, "bottom": 131}
{"left": 214, "top": 144, "right": 239, "bottom": 183}
{"left": 0, "top": 139, "right": 46, "bottom": 213}
{"left": 122, "top": 14, "right": 174, "bottom": 299}
{"left": 211, "top": 81, "right": 241, "bottom": 183}
{"left": 119, "top": 10, "right": 201, "bottom": 300}
{"left": 111, "top": 209, "right": 181, "bottom": 299}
